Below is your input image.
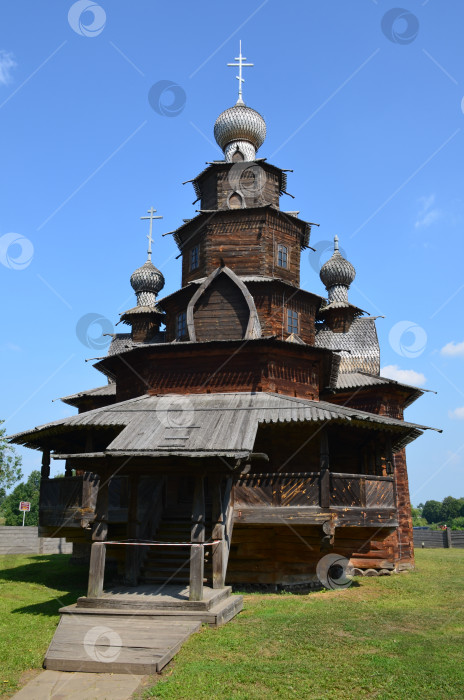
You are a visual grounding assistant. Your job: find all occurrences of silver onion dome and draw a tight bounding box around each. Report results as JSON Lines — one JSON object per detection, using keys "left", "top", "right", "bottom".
{"left": 130, "top": 260, "right": 165, "bottom": 307}
{"left": 214, "top": 104, "right": 266, "bottom": 161}
{"left": 320, "top": 236, "right": 356, "bottom": 304}
{"left": 320, "top": 237, "right": 356, "bottom": 289}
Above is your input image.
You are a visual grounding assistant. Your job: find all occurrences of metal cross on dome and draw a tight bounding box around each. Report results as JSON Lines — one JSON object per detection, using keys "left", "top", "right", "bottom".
{"left": 227, "top": 40, "right": 253, "bottom": 105}
{"left": 140, "top": 206, "right": 163, "bottom": 262}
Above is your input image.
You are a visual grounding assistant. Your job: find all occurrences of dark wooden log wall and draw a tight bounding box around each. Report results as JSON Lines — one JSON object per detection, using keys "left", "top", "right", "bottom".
{"left": 226, "top": 524, "right": 396, "bottom": 584}
{"left": 192, "top": 273, "right": 250, "bottom": 342}
{"left": 162, "top": 281, "right": 319, "bottom": 345}
{"left": 248, "top": 283, "right": 318, "bottom": 344}
{"left": 180, "top": 210, "right": 304, "bottom": 288}
{"left": 113, "top": 344, "right": 325, "bottom": 401}
{"left": 197, "top": 166, "right": 282, "bottom": 212}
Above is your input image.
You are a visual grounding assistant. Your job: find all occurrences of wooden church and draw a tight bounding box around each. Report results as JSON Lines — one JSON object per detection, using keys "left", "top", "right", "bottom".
{"left": 10, "top": 44, "right": 438, "bottom": 672}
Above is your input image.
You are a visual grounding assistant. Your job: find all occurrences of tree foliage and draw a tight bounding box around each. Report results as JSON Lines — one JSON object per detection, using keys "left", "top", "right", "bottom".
{"left": 0, "top": 420, "right": 22, "bottom": 502}
{"left": 422, "top": 500, "right": 443, "bottom": 524}
{"left": 0, "top": 470, "right": 40, "bottom": 526}
{"left": 421, "top": 496, "right": 464, "bottom": 528}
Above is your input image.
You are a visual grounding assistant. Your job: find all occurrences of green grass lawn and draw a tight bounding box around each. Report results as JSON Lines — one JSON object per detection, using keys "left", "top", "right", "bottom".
{"left": 143, "top": 549, "right": 464, "bottom": 700}
{"left": 0, "top": 550, "right": 463, "bottom": 699}
{"left": 0, "top": 553, "right": 87, "bottom": 696}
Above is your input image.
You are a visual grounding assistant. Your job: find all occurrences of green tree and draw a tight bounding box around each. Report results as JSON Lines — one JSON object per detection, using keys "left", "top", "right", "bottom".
{"left": 411, "top": 507, "right": 427, "bottom": 527}
{"left": 0, "top": 470, "right": 40, "bottom": 526}
{"left": 441, "top": 496, "right": 462, "bottom": 522}
{"left": 422, "top": 500, "right": 443, "bottom": 524}
{"left": 0, "top": 420, "right": 22, "bottom": 502}
{"left": 450, "top": 516, "right": 464, "bottom": 530}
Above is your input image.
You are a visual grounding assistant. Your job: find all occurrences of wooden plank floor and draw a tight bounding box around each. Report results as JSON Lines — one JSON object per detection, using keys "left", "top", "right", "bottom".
{"left": 45, "top": 614, "right": 201, "bottom": 674}
{"left": 77, "top": 584, "right": 233, "bottom": 611}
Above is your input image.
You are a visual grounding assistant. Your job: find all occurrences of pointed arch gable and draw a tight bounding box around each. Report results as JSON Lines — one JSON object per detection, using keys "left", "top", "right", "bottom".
{"left": 186, "top": 266, "right": 261, "bottom": 342}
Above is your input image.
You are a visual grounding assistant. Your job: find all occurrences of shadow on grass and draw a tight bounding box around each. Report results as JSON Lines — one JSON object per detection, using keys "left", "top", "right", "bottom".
{"left": 1, "top": 554, "right": 88, "bottom": 617}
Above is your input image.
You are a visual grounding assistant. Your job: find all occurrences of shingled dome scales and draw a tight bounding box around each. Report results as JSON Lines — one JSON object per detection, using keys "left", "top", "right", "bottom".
{"left": 320, "top": 235, "right": 356, "bottom": 304}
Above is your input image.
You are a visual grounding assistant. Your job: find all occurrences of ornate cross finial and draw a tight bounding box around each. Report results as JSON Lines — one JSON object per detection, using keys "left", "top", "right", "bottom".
{"left": 140, "top": 206, "right": 163, "bottom": 262}
{"left": 227, "top": 40, "right": 253, "bottom": 106}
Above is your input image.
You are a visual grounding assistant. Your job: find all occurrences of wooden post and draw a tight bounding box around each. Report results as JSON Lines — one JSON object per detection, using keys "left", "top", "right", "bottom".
{"left": 41, "top": 449, "right": 50, "bottom": 479}
{"left": 87, "top": 472, "right": 109, "bottom": 598}
{"left": 189, "top": 475, "right": 205, "bottom": 601}
{"left": 125, "top": 474, "right": 139, "bottom": 586}
{"left": 445, "top": 527, "right": 452, "bottom": 549}
{"left": 320, "top": 428, "right": 330, "bottom": 508}
{"left": 211, "top": 476, "right": 233, "bottom": 589}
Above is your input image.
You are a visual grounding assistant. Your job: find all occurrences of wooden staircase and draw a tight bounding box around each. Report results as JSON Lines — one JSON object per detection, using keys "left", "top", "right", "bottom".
{"left": 139, "top": 508, "right": 212, "bottom": 586}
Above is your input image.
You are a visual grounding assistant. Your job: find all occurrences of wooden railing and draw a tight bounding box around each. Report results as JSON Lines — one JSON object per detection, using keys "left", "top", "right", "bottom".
{"left": 39, "top": 474, "right": 128, "bottom": 529}
{"left": 234, "top": 472, "right": 395, "bottom": 510}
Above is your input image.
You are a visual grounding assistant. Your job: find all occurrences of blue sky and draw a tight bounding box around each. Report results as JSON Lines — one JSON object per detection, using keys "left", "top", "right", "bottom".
{"left": 1, "top": 0, "right": 463, "bottom": 504}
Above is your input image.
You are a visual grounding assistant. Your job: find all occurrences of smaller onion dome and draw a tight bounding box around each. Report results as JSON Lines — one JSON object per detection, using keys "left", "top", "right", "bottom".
{"left": 130, "top": 260, "right": 165, "bottom": 307}
{"left": 131, "top": 260, "right": 165, "bottom": 294}
{"left": 214, "top": 104, "right": 266, "bottom": 162}
{"left": 320, "top": 236, "right": 356, "bottom": 289}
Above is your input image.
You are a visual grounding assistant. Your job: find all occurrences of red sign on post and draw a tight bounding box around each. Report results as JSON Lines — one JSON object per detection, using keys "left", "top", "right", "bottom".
{"left": 19, "top": 501, "right": 31, "bottom": 512}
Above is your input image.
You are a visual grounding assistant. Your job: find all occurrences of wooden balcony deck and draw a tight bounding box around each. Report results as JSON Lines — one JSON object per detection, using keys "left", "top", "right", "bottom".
{"left": 39, "top": 470, "right": 398, "bottom": 534}
{"left": 233, "top": 472, "right": 397, "bottom": 527}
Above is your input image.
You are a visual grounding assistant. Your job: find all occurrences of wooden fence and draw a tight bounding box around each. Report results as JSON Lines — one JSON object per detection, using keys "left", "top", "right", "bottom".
{"left": 413, "top": 529, "right": 464, "bottom": 549}
{"left": 0, "top": 526, "right": 72, "bottom": 555}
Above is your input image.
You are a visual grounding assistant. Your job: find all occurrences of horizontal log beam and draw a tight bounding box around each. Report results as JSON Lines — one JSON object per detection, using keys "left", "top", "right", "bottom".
{"left": 234, "top": 506, "right": 398, "bottom": 527}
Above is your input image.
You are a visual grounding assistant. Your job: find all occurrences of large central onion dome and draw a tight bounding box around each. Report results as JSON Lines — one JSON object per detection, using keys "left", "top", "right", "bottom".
{"left": 320, "top": 236, "right": 356, "bottom": 304}
{"left": 130, "top": 260, "right": 165, "bottom": 307}
{"left": 214, "top": 103, "right": 266, "bottom": 162}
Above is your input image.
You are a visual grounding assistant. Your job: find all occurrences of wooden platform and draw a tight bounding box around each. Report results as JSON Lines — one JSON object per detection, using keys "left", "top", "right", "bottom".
{"left": 45, "top": 586, "right": 243, "bottom": 674}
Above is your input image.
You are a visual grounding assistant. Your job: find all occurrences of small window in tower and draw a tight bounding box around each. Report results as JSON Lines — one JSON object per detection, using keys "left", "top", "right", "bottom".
{"left": 277, "top": 244, "right": 288, "bottom": 269}
{"left": 287, "top": 309, "right": 299, "bottom": 335}
{"left": 176, "top": 311, "right": 187, "bottom": 340}
{"left": 190, "top": 245, "right": 199, "bottom": 271}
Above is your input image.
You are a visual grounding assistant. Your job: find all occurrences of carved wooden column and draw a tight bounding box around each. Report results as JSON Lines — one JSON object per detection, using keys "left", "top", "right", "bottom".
{"left": 189, "top": 475, "right": 205, "bottom": 601}
{"left": 211, "top": 476, "right": 233, "bottom": 589}
{"left": 87, "top": 470, "right": 109, "bottom": 598}
{"left": 125, "top": 474, "right": 139, "bottom": 586}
